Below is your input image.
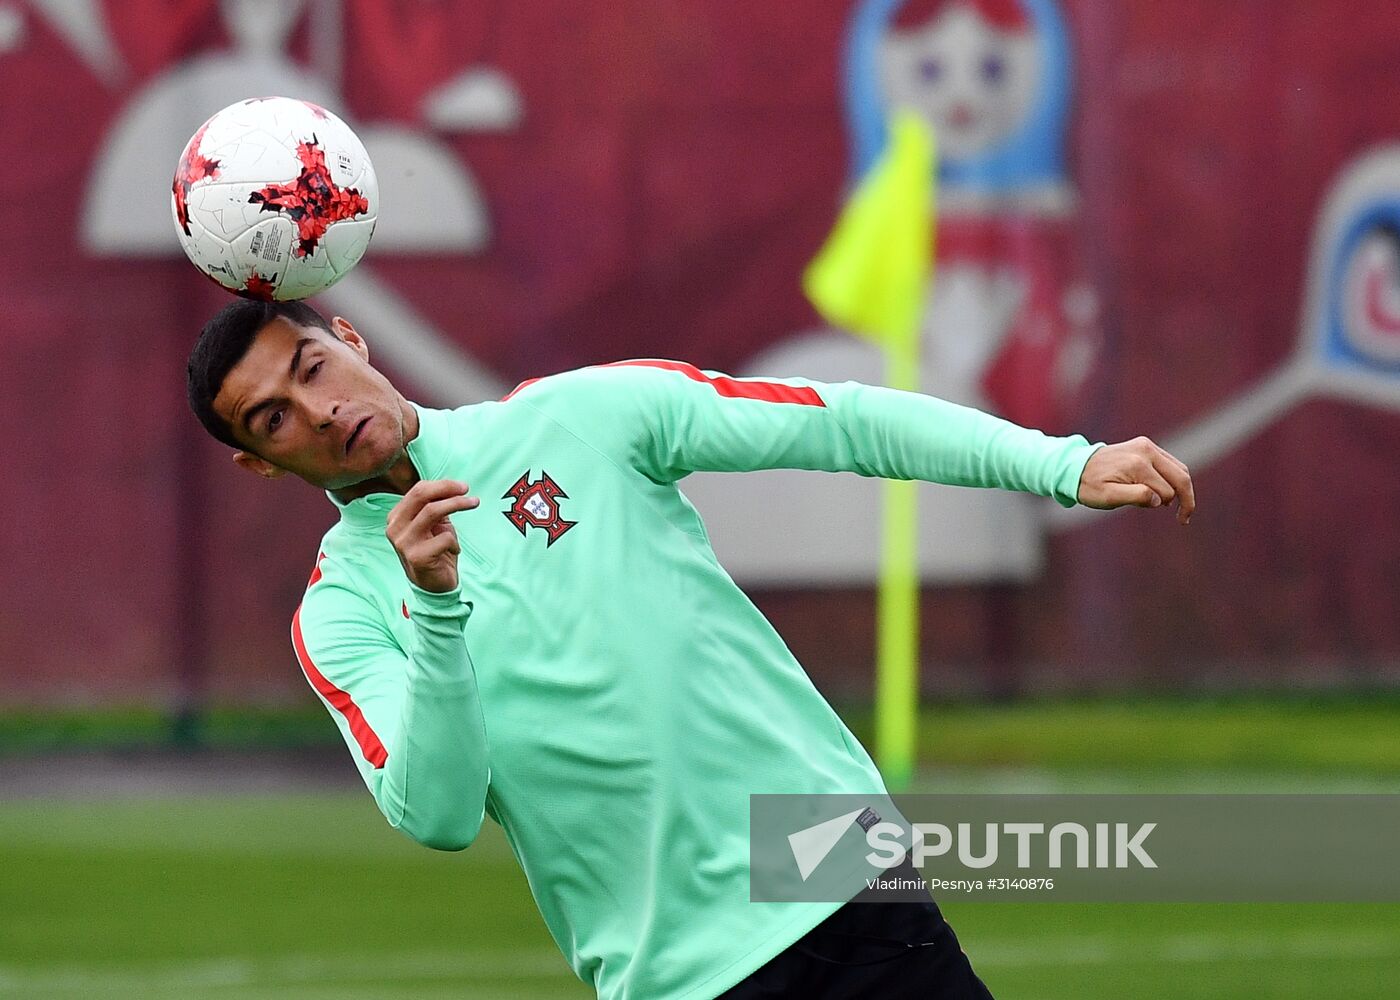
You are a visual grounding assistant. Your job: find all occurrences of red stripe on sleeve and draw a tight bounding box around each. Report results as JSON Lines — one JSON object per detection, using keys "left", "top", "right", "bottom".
{"left": 292, "top": 603, "right": 389, "bottom": 770}
{"left": 306, "top": 551, "right": 325, "bottom": 587}
{"left": 598, "top": 359, "right": 826, "bottom": 407}
{"left": 500, "top": 377, "right": 543, "bottom": 401}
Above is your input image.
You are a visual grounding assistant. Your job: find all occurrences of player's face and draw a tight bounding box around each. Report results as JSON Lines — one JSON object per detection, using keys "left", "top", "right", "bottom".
{"left": 213, "top": 317, "right": 412, "bottom": 490}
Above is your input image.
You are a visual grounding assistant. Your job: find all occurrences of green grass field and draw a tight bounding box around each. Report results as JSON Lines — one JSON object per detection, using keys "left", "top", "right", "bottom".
{"left": 2, "top": 697, "right": 1398, "bottom": 999}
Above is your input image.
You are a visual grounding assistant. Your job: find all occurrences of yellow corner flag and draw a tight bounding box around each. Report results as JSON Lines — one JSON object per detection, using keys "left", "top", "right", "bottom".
{"left": 802, "top": 111, "right": 934, "bottom": 357}
{"left": 802, "top": 112, "right": 937, "bottom": 792}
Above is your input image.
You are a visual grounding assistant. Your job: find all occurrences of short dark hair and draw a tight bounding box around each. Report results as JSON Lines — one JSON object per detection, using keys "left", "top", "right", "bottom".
{"left": 186, "top": 299, "right": 333, "bottom": 448}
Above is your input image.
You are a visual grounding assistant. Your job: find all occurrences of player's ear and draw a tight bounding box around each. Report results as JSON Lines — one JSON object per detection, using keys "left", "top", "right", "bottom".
{"left": 330, "top": 316, "right": 369, "bottom": 362}
{"left": 232, "top": 450, "right": 287, "bottom": 480}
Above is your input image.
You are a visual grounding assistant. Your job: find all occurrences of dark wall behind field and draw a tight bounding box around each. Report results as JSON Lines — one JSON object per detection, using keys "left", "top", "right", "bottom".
{"left": 2, "top": 1, "right": 1399, "bottom": 706}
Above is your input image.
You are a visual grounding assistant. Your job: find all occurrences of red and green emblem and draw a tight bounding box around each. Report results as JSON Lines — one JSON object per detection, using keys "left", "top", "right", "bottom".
{"left": 502, "top": 471, "right": 576, "bottom": 546}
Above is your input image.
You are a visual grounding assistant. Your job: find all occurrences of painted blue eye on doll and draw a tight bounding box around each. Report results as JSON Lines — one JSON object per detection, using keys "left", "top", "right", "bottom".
{"left": 981, "top": 52, "right": 1006, "bottom": 85}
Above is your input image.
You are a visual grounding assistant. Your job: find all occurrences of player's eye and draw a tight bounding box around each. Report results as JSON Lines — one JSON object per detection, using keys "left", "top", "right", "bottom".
{"left": 307, "top": 360, "right": 323, "bottom": 381}
{"left": 268, "top": 409, "right": 285, "bottom": 433}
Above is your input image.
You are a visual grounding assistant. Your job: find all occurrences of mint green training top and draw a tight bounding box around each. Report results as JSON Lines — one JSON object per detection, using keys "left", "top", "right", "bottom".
{"left": 292, "top": 360, "right": 1101, "bottom": 1000}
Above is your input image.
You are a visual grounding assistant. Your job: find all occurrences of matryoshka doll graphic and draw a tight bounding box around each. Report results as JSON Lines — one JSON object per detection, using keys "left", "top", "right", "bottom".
{"left": 857, "top": 0, "right": 1098, "bottom": 431}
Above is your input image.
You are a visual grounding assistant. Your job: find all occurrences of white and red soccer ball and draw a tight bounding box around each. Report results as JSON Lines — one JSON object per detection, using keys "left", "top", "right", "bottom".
{"left": 171, "top": 96, "right": 378, "bottom": 301}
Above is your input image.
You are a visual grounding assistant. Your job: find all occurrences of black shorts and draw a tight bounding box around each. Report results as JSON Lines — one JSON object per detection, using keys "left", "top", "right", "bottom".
{"left": 718, "top": 858, "right": 994, "bottom": 1000}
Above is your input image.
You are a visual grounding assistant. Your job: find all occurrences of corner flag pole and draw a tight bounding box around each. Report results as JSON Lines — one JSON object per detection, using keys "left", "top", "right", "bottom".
{"left": 802, "top": 114, "right": 935, "bottom": 791}
{"left": 876, "top": 345, "right": 922, "bottom": 791}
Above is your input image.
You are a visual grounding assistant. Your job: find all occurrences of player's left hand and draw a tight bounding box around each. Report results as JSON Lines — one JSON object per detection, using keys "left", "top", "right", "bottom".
{"left": 1077, "top": 437, "right": 1195, "bottom": 525}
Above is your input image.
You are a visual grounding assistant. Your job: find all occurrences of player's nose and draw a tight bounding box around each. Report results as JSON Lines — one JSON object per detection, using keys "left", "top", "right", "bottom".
{"left": 312, "top": 399, "right": 342, "bottom": 431}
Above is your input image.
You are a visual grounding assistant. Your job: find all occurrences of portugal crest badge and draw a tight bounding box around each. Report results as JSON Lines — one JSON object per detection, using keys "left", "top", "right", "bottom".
{"left": 502, "top": 471, "right": 577, "bottom": 546}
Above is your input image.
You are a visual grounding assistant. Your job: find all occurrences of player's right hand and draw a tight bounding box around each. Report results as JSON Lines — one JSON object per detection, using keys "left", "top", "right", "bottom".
{"left": 386, "top": 480, "right": 480, "bottom": 593}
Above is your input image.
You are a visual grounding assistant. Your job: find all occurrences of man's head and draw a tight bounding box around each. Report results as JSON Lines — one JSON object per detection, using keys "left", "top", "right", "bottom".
{"left": 187, "top": 299, "right": 415, "bottom": 490}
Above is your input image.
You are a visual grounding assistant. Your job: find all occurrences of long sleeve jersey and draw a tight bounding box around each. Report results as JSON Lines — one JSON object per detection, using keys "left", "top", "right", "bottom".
{"left": 292, "top": 360, "right": 1102, "bottom": 1000}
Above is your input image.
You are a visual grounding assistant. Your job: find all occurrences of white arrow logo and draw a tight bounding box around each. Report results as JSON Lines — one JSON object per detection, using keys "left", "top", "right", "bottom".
{"left": 787, "top": 808, "right": 868, "bottom": 881}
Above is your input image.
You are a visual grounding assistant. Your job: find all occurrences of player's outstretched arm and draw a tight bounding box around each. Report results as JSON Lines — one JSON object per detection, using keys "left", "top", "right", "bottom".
{"left": 521, "top": 363, "right": 1196, "bottom": 518}
{"left": 1075, "top": 437, "right": 1195, "bottom": 525}
{"left": 544, "top": 364, "right": 1095, "bottom": 505}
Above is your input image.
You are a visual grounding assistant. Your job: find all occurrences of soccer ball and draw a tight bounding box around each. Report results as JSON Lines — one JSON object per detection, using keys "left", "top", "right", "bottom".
{"left": 171, "top": 96, "right": 378, "bottom": 301}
